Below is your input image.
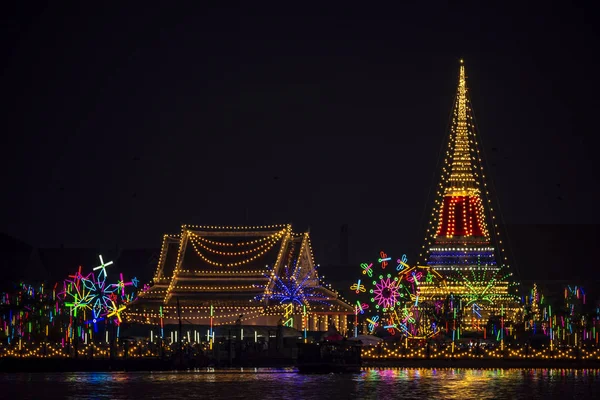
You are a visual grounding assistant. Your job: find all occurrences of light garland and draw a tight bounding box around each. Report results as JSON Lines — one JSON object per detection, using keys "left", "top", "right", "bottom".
{"left": 153, "top": 234, "right": 180, "bottom": 280}
{"left": 188, "top": 235, "right": 281, "bottom": 267}
{"left": 188, "top": 230, "right": 284, "bottom": 256}
{"left": 190, "top": 228, "right": 286, "bottom": 247}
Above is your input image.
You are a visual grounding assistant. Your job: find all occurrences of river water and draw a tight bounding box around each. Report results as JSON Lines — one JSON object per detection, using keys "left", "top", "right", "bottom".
{"left": 0, "top": 368, "right": 598, "bottom": 399}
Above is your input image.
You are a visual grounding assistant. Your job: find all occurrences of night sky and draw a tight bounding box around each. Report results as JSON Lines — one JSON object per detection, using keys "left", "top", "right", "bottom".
{"left": 1, "top": 4, "right": 598, "bottom": 275}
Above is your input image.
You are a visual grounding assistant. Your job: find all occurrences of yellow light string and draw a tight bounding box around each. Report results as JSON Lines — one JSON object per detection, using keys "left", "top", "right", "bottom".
{"left": 153, "top": 234, "right": 180, "bottom": 280}
{"left": 189, "top": 235, "right": 281, "bottom": 267}
{"left": 188, "top": 230, "right": 284, "bottom": 256}
{"left": 264, "top": 227, "right": 293, "bottom": 295}
{"left": 190, "top": 228, "right": 286, "bottom": 247}
{"left": 163, "top": 227, "right": 190, "bottom": 303}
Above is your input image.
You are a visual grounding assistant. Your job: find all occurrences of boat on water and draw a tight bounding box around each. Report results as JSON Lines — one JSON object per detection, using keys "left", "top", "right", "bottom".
{"left": 297, "top": 341, "right": 362, "bottom": 373}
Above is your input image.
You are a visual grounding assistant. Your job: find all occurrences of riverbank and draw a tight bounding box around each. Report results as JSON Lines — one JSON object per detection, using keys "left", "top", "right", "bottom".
{"left": 0, "top": 356, "right": 297, "bottom": 373}
{"left": 2, "top": 357, "right": 600, "bottom": 372}
{"left": 362, "top": 358, "right": 600, "bottom": 369}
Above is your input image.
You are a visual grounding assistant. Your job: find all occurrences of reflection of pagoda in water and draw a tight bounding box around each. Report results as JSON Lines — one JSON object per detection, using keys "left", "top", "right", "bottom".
{"left": 126, "top": 224, "right": 354, "bottom": 333}
{"left": 418, "top": 60, "right": 522, "bottom": 328}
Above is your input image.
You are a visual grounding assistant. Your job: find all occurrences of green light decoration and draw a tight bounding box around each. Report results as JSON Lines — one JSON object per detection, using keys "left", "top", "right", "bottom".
{"left": 62, "top": 275, "right": 93, "bottom": 317}
{"left": 447, "top": 267, "right": 519, "bottom": 307}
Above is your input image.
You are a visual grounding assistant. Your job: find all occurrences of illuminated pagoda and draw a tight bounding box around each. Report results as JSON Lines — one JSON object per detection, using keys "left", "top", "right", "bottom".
{"left": 417, "top": 60, "right": 522, "bottom": 330}
{"left": 126, "top": 224, "right": 354, "bottom": 334}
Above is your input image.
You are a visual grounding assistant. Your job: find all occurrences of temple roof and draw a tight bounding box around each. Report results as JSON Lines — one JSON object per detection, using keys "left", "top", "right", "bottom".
{"left": 135, "top": 224, "right": 354, "bottom": 316}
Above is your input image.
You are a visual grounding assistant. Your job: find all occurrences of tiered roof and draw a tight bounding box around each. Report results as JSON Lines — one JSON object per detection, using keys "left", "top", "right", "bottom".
{"left": 163, "top": 224, "right": 290, "bottom": 305}
{"left": 131, "top": 224, "right": 353, "bottom": 325}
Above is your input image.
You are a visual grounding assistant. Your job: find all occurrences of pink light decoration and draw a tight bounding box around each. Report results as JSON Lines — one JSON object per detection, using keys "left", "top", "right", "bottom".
{"left": 407, "top": 272, "right": 423, "bottom": 283}
{"left": 118, "top": 273, "right": 133, "bottom": 296}
{"left": 373, "top": 277, "right": 400, "bottom": 309}
{"left": 355, "top": 301, "right": 369, "bottom": 314}
{"left": 361, "top": 263, "right": 373, "bottom": 276}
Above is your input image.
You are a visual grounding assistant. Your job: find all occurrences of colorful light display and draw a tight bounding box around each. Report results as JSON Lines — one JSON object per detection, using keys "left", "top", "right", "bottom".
{"left": 371, "top": 275, "right": 400, "bottom": 311}
{"left": 57, "top": 255, "right": 139, "bottom": 346}
{"left": 353, "top": 252, "right": 441, "bottom": 340}
{"left": 415, "top": 59, "right": 522, "bottom": 330}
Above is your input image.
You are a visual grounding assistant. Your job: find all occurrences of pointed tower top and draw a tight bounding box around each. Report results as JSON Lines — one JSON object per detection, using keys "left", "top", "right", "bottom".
{"left": 432, "top": 60, "right": 490, "bottom": 240}
{"left": 446, "top": 59, "right": 478, "bottom": 195}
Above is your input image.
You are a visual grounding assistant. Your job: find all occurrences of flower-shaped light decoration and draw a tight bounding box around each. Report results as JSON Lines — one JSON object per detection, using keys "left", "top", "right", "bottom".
{"left": 447, "top": 265, "right": 519, "bottom": 307}
{"left": 354, "top": 251, "right": 443, "bottom": 339}
{"left": 62, "top": 274, "right": 93, "bottom": 317}
{"left": 258, "top": 264, "right": 331, "bottom": 310}
{"left": 61, "top": 255, "right": 137, "bottom": 320}
{"left": 81, "top": 273, "right": 119, "bottom": 319}
{"left": 371, "top": 274, "right": 401, "bottom": 311}
{"left": 107, "top": 299, "right": 126, "bottom": 324}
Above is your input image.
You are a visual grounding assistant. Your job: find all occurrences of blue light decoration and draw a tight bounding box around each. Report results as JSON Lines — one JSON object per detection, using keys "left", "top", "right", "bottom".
{"left": 367, "top": 315, "right": 380, "bottom": 331}
{"left": 84, "top": 317, "right": 105, "bottom": 333}
{"left": 426, "top": 249, "right": 496, "bottom": 265}
{"left": 256, "top": 264, "right": 332, "bottom": 309}
{"left": 396, "top": 254, "right": 409, "bottom": 271}
{"left": 81, "top": 272, "right": 119, "bottom": 319}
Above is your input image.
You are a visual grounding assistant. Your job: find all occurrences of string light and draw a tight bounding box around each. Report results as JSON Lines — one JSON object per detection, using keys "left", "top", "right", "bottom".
{"left": 137, "top": 224, "right": 354, "bottom": 328}
{"left": 417, "top": 60, "right": 521, "bottom": 329}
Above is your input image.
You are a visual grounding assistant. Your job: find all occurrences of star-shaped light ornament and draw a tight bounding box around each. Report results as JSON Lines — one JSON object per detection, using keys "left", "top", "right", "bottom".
{"left": 117, "top": 273, "right": 133, "bottom": 296}
{"left": 93, "top": 255, "right": 114, "bottom": 288}
{"left": 107, "top": 300, "right": 126, "bottom": 324}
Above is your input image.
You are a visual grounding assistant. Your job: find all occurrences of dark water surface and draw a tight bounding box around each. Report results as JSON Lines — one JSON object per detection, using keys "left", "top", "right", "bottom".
{"left": 1, "top": 368, "right": 598, "bottom": 399}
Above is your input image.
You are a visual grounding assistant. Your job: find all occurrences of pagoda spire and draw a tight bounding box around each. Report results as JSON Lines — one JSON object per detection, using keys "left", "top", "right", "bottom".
{"left": 447, "top": 59, "right": 478, "bottom": 195}
{"left": 433, "top": 60, "right": 489, "bottom": 240}
{"left": 417, "top": 60, "right": 521, "bottom": 332}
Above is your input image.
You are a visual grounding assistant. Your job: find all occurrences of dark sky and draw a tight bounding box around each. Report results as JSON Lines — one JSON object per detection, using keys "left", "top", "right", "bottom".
{"left": 1, "top": 3, "right": 598, "bottom": 268}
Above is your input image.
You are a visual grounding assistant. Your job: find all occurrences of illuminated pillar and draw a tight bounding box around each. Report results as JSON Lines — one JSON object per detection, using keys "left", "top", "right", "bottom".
{"left": 302, "top": 306, "right": 307, "bottom": 341}
{"left": 354, "top": 307, "right": 358, "bottom": 338}
{"left": 210, "top": 304, "right": 214, "bottom": 349}
{"left": 500, "top": 305, "right": 504, "bottom": 352}
{"left": 159, "top": 306, "right": 164, "bottom": 338}
{"left": 210, "top": 305, "right": 214, "bottom": 336}
{"left": 548, "top": 305, "right": 553, "bottom": 351}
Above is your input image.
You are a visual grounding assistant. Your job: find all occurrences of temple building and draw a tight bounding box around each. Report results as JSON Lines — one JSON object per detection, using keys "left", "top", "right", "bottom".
{"left": 125, "top": 224, "right": 355, "bottom": 334}
{"left": 416, "top": 60, "right": 522, "bottom": 330}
